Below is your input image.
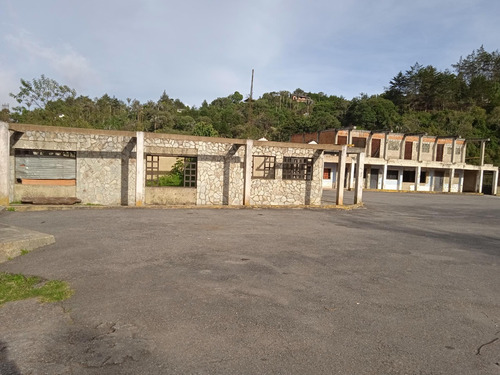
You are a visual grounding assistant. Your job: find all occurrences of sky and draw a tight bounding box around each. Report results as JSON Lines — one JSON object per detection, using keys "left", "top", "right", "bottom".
{"left": 1, "top": 0, "right": 499, "bottom": 109}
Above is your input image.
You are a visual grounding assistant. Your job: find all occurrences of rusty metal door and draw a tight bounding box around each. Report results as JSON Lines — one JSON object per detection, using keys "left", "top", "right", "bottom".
{"left": 371, "top": 139, "right": 381, "bottom": 157}
{"left": 404, "top": 142, "right": 413, "bottom": 160}
{"left": 436, "top": 144, "right": 444, "bottom": 162}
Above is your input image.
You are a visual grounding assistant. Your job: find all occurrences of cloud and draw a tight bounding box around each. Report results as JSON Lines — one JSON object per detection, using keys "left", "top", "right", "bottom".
{"left": 5, "top": 31, "right": 99, "bottom": 92}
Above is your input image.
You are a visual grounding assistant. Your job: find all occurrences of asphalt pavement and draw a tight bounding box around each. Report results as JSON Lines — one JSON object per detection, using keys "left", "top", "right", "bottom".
{"left": 0, "top": 191, "right": 499, "bottom": 374}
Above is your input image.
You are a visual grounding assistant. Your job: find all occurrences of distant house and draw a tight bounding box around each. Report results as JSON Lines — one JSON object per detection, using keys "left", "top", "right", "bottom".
{"left": 291, "top": 94, "right": 312, "bottom": 104}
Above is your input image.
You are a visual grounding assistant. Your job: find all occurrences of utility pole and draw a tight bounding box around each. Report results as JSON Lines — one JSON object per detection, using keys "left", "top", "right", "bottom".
{"left": 248, "top": 69, "right": 254, "bottom": 124}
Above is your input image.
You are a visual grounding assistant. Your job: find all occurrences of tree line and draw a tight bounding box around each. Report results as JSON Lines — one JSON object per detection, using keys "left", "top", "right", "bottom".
{"left": 3, "top": 46, "right": 499, "bottom": 166}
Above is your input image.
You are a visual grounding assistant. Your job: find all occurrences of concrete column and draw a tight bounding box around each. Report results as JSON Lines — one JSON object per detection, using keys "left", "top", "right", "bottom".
{"left": 492, "top": 169, "right": 499, "bottom": 196}
{"left": 451, "top": 138, "right": 456, "bottom": 164}
{"left": 349, "top": 160, "right": 355, "bottom": 190}
{"left": 448, "top": 168, "right": 455, "bottom": 193}
{"left": 0, "top": 122, "right": 9, "bottom": 206}
{"left": 382, "top": 164, "right": 388, "bottom": 190}
{"left": 367, "top": 134, "right": 373, "bottom": 157}
{"left": 478, "top": 169, "right": 484, "bottom": 193}
{"left": 418, "top": 135, "right": 423, "bottom": 162}
{"left": 480, "top": 141, "right": 486, "bottom": 166}
{"left": 397, "top": 168, "right": 403, "bottom": 191}
{"left": 347, "top": 129, "right": 352, "bottom": 145}
{"left": 336, "top": 146, "right": 347, "bottom": 205}
{"left": 462, "top": 141, "right": 467, "bottom": 163}
{"left": 384, "top": 133, "right": 389, "bottom": 160}
{"left": 135, "top": 131, "right": 145, "bottom": 206}
{"left": 354, "top": 153, "right": 365, "bottom": 204}
{"left": 459, "top": 170, "right": 464, "bottom": 193}
{"left": 415, "top": 166, "right": 421, "bottom": 192}
{"left": 243, "top": 139, "right": 253, "bottom": 205}
{"left": 399, "top": 136, "right": 406, "bottom": 159}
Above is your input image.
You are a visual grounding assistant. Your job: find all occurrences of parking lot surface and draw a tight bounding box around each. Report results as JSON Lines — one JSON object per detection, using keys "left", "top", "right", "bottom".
{"left": 1, "top": 191, "right": 499, "bottom": 374}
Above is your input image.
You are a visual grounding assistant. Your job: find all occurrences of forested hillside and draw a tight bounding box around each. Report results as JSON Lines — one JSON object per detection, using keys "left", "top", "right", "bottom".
{"left": 3, "top": 47, "right": 499, "bottom": 166}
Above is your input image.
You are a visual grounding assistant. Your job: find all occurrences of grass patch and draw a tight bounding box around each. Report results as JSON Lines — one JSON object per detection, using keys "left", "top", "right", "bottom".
{"left": 0, "top": 272, "right": 73, "bottom": 305}
{"left": 6, "top": 207, "right": 15, "bottom": 212}
{"left": 20, "top": 249, "right": 30, "bottom": 256}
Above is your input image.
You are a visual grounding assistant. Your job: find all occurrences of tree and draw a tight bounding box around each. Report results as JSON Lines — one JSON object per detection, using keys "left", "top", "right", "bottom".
{"left": 10, "top": 75, "right": 76, "bottom": 111}
{"left": 193, "top": 122, "right": 219, "bottom": 137}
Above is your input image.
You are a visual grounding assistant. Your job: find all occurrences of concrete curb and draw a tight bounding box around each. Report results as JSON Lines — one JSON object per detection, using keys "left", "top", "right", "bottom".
{"left": 0, "top": 224, "right": 55, "bottom": 263}
{"left": 5, "top": 203, "right": 363, "bottom": 212}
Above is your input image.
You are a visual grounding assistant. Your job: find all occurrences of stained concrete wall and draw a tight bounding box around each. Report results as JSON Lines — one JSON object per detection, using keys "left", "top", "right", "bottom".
{"left": 145, "top": 187, "right": 197, "bottom": 205}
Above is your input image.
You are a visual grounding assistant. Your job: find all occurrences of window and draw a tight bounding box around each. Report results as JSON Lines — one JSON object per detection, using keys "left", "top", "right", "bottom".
{"left": 386, "top": 170, "right": 398, "bottom": 180}
{"left": 283, "top": 157, "right": 313, "bottom": 180}
{"left": 455, "top": 147, "right": 461, "bottom": 155}
{"left": 252, "top": 156, "right": 275, "bottom": 179}
{"left": 352, "top": 137, "right": 366, "bottom": 148}
{"left": 371, "top": 138, "right": 381, "bottom": 157}
{"left": 146, "top": 155, "right": 197, "bottom": 187}
{"left": 337, "top": 135, "right": 347, "bottom": 145}
{"left": 420, "top": 171, "right": 427, "bottom": 183}
{"left": 422, "top": 143, "right": 430, "bottom": 153}
{"left": 323, "top": 168, "right": 331, "bottom": 179}
{"left": 403, "top": 170, "right": 415, "bottom": 183}
{"left": 15, "top": 149, "right": 76, "bottom": 184}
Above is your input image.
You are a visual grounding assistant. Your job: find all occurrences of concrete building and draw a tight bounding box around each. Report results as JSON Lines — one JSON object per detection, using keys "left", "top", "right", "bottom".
{"left": 0, "top": 122, "right": 366, "bottom": 207}
{"left": 291, "top": 128, "right": 499, "bottom": 196}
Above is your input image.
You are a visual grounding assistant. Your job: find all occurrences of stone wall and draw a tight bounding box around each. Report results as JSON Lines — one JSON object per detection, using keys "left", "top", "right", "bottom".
{"left": 144, "top": 134, "right": 245, "bottom": 205}
{"left": 7, "top": 124, "right": 327, "bottom": 206}
{"left": 251, "top": 146, "right": 323, "bottom": 205}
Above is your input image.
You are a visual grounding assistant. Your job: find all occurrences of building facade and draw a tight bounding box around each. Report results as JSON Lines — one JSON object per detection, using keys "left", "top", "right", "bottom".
{"left": 0, "top": 122, "right": 364, "bottom": 207}
{"left": 291, "top": 128, "right": 499, "bottom": 195}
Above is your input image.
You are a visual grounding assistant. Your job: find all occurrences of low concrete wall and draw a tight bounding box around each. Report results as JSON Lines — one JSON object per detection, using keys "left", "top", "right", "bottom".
{"left": 13, "top": 185, "right": 77, "bottom": 202}
{"left": 145, "top": 187, "right": 197, "bottom": 205}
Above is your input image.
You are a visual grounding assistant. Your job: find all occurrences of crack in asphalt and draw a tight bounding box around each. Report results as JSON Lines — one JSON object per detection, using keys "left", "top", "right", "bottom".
{"left": 476, "top": 337, "right": 499, "bottom": 356}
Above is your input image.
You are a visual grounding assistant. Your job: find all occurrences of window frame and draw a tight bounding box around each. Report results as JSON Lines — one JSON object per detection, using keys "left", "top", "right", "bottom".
{"left": 145, "top": 154, "right": 197, "bottom": 188}
{"left": 252, "top": 155, "right": 276, "bottom": 179}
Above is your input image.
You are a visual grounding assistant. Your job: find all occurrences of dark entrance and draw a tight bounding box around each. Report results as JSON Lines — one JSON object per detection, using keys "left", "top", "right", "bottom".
{"left": 482, "top": 171, "right": 494, "bottom": 195}
{"left": 370, "top": 169, "right": 379, "bottom": 189}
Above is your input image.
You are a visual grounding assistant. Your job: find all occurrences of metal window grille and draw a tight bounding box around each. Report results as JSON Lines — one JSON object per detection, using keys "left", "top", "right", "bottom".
{"left": 282, "top": 157, "right": 313, "bottom": 180}
{"left": 146, "top": 155, "right": 160, "bottom": 185}
{"left": 15, "top": 149, "right": 76, "bottom": 159}
{"left": 183, "top": 157, "right": 197, "bottom": 187}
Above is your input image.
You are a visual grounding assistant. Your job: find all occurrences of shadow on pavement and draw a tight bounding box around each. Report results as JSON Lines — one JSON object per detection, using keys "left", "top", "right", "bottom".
{"left": 0, "top": 340, "right": 21, "bottom": 375}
